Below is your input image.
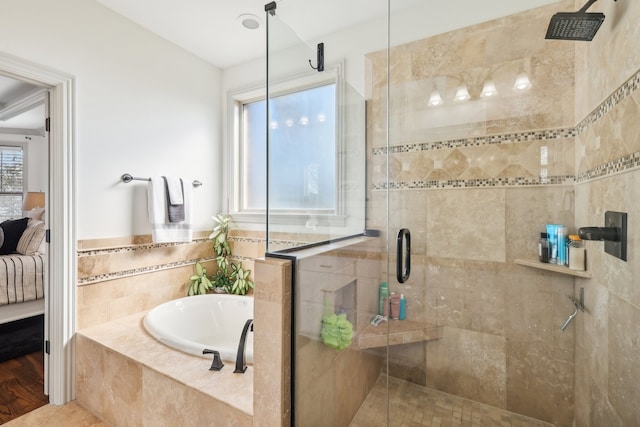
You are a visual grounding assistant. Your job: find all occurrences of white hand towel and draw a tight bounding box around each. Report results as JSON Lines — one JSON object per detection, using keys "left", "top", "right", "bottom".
{"left": 147, "top": 176, "right": 193, "bottom": 243}
{"left": 163, "top": 176, "right": 185, "bottom": 223}
{"left": 164, "top": 176, "right": 184, "bottom": 205}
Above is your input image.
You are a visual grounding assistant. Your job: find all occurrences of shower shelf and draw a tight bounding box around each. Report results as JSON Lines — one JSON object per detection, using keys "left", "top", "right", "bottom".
{"left": 514, "top": 259, "right": 592, "bottom": 279}
{"left": 357, "top": 320, "right": 442, "bottom": 350}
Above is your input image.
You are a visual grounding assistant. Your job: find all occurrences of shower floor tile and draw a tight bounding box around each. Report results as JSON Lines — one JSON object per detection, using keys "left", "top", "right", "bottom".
{"left": 350, "top": 376, "right": 553, "bottom": 427}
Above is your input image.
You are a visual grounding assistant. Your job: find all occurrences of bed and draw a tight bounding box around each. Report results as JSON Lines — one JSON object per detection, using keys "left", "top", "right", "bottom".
{"left": 0, "top": 216, "right": 46, "bottom": 325}
{"left": 0, "top": 216, "right": 47, "bottom": 361}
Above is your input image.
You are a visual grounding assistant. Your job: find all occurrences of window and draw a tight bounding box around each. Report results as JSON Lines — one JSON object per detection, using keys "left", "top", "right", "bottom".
{"left": 0, "top": 147, "right": 24, "bottom": 221}
{"left": 230, "top": 75, "right": 339, "bottom": 221}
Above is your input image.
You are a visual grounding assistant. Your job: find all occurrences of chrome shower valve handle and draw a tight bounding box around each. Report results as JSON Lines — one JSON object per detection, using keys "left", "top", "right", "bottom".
{"left": 561, "top": 289, "right": 586, "bottom": 331}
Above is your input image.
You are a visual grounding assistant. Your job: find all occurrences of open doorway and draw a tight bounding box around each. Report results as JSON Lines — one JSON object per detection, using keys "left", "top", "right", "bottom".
{"left": 0, "top": 52, "right": 76, "bottom": 409}
{"left": 0, "top": 74, "right": 49, "bottom": 422}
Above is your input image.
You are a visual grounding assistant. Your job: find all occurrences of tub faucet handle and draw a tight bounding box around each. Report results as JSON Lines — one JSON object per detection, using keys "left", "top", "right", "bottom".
{"left": 203, "top": 349, "right": 224, "bottom": 371}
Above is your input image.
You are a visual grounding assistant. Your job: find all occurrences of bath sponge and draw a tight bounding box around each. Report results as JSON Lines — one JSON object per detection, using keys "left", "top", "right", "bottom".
{"left": 321, "top": 312, "right": 353, "bottom": 351}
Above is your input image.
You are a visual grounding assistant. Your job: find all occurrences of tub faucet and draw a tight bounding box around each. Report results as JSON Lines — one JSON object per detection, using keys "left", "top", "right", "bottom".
{"left": 203, "top": 349, "right": 224, "bottom": 371}
{"left": 234, "top": 319, "right": 253, "bottom": 373}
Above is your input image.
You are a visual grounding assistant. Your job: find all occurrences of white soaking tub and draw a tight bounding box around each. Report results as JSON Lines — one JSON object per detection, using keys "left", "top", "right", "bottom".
{"left": 143, "top": 293, "right": 253, "bottom": 364}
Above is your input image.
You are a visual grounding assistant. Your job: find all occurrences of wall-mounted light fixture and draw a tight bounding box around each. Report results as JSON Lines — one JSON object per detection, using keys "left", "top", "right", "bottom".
{"left": 426, "top": 58, "right": 533, "bottom": 107}
{"left": 513, "top": 72, "right": 533, "bottom": 91}
{"left": 480, "top": 79, "right": 498, "bottom": 98}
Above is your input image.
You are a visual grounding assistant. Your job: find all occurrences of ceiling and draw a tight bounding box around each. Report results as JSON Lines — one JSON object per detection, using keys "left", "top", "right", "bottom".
{"left": 0, "top": 0, "right": 563, "bottom": 134}
{"left": 0, "top": 75, "right": 45, "bottom": 134}
{"left": 95, "top": 0, "right": 563, "bottom": 70}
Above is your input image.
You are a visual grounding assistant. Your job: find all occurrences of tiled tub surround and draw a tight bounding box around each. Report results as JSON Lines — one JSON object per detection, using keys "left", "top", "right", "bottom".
{"left": 76, "top": 230, "right": 268, "bottom": 329}
{"left": 76, "top": 311, "right": 253, "bottom": 426}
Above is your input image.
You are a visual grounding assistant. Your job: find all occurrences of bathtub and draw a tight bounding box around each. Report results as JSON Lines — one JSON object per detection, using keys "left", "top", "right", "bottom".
{"left": 143, "top": 293, "right": 253, "bottom": 364}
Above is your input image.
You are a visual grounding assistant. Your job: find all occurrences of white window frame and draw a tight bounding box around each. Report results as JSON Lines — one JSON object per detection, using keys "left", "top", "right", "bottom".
{"left": 226, "top": 64, "right": 348, "bottom": 227}
{"left": 0, "top": 144, "right": 25, "bottom": 220}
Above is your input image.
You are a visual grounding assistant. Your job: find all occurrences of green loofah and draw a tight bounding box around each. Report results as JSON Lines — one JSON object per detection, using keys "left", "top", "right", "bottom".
{"left": 321, "top": 312, "right": 353, "bottom": 351}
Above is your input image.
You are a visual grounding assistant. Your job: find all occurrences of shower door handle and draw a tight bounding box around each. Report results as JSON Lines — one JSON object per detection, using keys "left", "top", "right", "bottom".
{"left": 396, "top": 229, "right": 411, "bottom": 283}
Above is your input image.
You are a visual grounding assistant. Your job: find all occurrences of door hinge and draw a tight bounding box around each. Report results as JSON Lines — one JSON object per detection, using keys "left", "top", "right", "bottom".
{"left": 45, "top": 117, "right": 50, "bottom": 132}
{"left": 45, "top": 340, "right": 50, "bottom": 355}
{"left": 45, "top": 229, "right": 50, "bottom": 243}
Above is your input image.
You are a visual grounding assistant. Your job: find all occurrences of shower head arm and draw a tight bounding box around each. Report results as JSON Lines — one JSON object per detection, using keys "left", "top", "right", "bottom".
{"left": 578, "top": 0, "right": 599, "bottom": 13}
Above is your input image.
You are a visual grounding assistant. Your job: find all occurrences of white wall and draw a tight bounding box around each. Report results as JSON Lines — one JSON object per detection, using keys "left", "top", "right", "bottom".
{"left": 0, "top": 0, "right": 222, "bottom": 239}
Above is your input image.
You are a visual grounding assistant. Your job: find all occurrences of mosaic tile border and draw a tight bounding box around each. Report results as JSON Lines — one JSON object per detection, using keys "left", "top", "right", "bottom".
{"left": 77, "top": 235, "right": 292, "bottom": 285}
{"left": 576, "top": 151, "right": 640, "bottom": 183}
{"left": 77, "top": 256, "right": 216, "bottom": 286}
{"left": 77, "top": 238, "right": 210, "bottom": 256}
{"left": 372, "top": 128, "right": 576, "bottom": 156}
{"left": 374, "top": 67, "right": 640, "bottom": 189}
{"left": 575, "top": 68, "right": 640, "bottom": 134}
{"left": 373, "top": 175, "right": 574, "bottom": 190}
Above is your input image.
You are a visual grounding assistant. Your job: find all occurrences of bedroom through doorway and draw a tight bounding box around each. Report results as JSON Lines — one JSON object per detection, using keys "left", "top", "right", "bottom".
{"left": 0, "top": 73, "right": 50, "bottom": 422}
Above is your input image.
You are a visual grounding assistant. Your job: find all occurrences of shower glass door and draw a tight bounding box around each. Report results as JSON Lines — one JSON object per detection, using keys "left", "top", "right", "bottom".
{"left": 264, "top": 4, "right": 380, "bottom": 426}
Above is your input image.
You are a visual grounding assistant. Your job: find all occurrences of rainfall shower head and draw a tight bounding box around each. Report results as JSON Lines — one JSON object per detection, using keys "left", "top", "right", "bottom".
{"left": 545, "top": 0, "right": 609, "bottom": 41}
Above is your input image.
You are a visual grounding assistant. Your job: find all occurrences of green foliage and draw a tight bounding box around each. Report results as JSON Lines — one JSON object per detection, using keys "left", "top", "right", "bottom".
{"left": 187, "top": 262, "right": 213, "bottom": 296}
{"left": 207, "top": 213, "right": 254, "bottom": 295}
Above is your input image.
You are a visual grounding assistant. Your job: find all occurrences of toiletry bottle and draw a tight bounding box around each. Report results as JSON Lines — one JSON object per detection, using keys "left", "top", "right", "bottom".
{"left": 538, "top": 232, "right": 550, "bottom": 263}
{"left": 568, "top": 235, "right": 586, "bottom": 271}
{"left": 558, "top": 227, "right": 568, "bottom": 266}
{"left": 383, "top": 296, "right": 390, "bottom": 317}
{"left": 390, "top": 292, "right": 400, "bottom": 319}
{"left": 399, "top": 294, "right": 406, "bottom": 320}
{"left": 546, "top": 224, "right": 559, "bottom": 264}
{"left": 378, "top": 282, "right": 388, "bottom": 315}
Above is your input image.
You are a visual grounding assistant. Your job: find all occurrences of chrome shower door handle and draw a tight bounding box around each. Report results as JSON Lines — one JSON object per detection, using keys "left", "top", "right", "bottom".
{"left": 396, "top": 228, "right": 411, "bottom": 283}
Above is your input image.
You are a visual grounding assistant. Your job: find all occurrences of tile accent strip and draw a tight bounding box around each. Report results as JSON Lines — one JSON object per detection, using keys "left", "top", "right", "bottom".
{"left": 77, "top": 236, "right": 292, "bottom": 285}
{"left": 77, "top": 256, "right": 216, "bottom": 286}
{"left": 372, "top": 128, "right": 576, "bottom": 156}
{"left": 373, "top": 175, "right": 574, "bottom": 190}
{"left": 373, "top": 66, "right": 640, "bottom": 189}
{"left": 576, "top": 151, "right": 640, "bottom": 183}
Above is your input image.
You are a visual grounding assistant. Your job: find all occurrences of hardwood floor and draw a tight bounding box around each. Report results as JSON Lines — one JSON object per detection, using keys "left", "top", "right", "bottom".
{"left": 0, "top": 352, "right": 48, "bottom": 424}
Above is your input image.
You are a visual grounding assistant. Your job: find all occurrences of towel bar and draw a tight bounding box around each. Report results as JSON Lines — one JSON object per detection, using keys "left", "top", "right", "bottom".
{"left": 121, "top": 173, "right": 202, "bottom": 188}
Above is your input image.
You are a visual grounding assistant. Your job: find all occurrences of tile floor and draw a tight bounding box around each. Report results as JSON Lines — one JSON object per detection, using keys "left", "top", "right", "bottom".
{"left": 350, "top": 376, "right": 554, "bottom": 427}
{"left": 7, "top": 377, "right": 556, "bottom": 427}
{"left": 3, "top": 402, "right": 107, "bottom": 427}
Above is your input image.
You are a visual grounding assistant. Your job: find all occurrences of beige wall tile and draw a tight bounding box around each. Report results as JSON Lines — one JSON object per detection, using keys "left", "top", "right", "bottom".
{"left": 427, "top": 188, "right": 506, "bottom": 262}
{"left": 426, "top": 327, "right": 506, "bottom": 409}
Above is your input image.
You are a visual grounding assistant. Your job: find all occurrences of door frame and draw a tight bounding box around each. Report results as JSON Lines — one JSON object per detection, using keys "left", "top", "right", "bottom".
{"left": 0, "top": 51, "right": 76, "bottom": 405}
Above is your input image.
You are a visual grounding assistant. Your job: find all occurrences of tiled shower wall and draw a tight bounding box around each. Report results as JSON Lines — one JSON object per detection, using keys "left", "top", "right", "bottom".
{"left": 573, "top": 0, "right": 640, "bottom": 425}
{"left": 363, "top": 1, "right": 640, "bottom": 425}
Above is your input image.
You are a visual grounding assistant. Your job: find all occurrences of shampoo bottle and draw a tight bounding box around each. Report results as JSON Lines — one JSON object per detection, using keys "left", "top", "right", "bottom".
{"left": 378, "top": 282, "right": 388, "bottom": 315}
{"left": 399, "top": 294, "right": 406, "bottom": 320}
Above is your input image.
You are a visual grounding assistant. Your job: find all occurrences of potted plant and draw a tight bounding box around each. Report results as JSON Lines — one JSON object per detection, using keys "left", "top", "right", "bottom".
{"left": 187, "top": 261, "right": 213, "bottom": 296}
{"left": 186, "top": 214, "right": 254, "bottom": 296}
{"left": 209, "top": 213, "right": 254, "bottom": 295}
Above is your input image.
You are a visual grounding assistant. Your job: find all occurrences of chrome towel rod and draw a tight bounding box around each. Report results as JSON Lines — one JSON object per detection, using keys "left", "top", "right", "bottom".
{"left": 121, "top": 173, "right": 203, "bottom": 188}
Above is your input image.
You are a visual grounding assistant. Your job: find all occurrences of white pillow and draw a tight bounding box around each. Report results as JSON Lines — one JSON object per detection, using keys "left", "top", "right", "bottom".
{"left": 16, "top": 219, "right": 46, "bottom": 255}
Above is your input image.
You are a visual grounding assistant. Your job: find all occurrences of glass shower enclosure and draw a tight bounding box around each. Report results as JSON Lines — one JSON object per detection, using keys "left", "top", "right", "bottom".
{"left": 264, "top": 4, "right": 385, "bottom": 425}
{"left": 264, "top": 1, "right": 576, "bottom": 426}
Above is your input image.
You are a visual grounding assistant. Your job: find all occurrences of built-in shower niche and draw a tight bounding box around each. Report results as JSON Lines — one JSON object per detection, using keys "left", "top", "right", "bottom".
{"left": 323, "top": 279, "right": 357, "bottom": 329}
{"left": 297, "top": 254, "right": 358, "bottom": 342}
